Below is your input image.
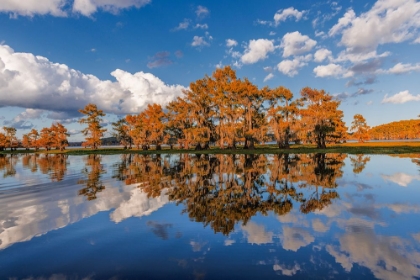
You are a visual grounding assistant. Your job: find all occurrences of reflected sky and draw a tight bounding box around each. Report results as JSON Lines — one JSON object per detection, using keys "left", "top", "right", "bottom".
{"left": 0, "top": 153, "right": 419, "bottom": 279}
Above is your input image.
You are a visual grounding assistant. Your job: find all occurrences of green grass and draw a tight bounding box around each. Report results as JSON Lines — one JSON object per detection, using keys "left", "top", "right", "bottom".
{"left": 2, "top": 141, "right": 420, "bottom": 155}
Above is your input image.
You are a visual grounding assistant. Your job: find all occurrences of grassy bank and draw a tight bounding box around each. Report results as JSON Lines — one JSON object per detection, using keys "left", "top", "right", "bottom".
{"left": 1, "top": 141, "right": 420, "bottom": 155}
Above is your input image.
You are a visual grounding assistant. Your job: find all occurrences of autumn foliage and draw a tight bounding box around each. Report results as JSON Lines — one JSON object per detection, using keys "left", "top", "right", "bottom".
{"left": 4, "top": 65, "right": 420, "bottom": 151}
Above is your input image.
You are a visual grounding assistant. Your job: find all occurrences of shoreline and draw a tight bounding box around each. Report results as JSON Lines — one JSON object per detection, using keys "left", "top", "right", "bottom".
{"left": 1, "top": 142, "right": 420, "bottom": 155}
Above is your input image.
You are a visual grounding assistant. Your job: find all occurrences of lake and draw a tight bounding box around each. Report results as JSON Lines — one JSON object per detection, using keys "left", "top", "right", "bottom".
{"left": 0, "top": 153, "right": 420, "bottom": 279}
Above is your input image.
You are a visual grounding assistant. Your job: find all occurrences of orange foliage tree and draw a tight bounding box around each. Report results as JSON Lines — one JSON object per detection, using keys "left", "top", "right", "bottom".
{"left": 79, "top": 103, "right": 107, "bottom": 149}
{"left": 351, "top": 114, "right": 370, "bottom": 142}
{"left": 299, "top": 87, "right": 346, "bottom": 148}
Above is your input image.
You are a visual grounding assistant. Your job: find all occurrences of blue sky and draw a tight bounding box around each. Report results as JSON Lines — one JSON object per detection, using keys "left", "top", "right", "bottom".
{"left": 0, "top": 0, "right": 420, "bottom": 140}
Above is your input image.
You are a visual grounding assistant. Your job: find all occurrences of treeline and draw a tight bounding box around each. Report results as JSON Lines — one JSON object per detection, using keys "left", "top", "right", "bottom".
{"left": 2, "top": 66, "right": 418, "bottom": 151}
{"left": 110, "top": 66, "right": 346, "bottom": 150}
{"left": 369, "top": 119, "right": 420, "bottom": 140}
{"left": 0, "top": 124, "right": 69, "bottom": 151}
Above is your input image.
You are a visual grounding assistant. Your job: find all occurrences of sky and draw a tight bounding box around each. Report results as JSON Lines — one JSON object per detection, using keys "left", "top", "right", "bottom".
{"left": 0, "top": 0, "right": 420, "bottom": 141}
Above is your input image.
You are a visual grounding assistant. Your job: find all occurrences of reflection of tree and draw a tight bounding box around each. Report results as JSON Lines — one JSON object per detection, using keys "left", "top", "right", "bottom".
{"left": 299, "top": 153, "right": 345, "bottom": 214}
{"left": 112, "top": 152, "right": 346, "bottom": 235}
{"left": 21, "top": 154, "right": 69, "bottom": 181}
{"left": 350, "top": 154, "right": 370, "bottom": 174}
{"left": 78, "top": 155, "right": 105, "bottom": 201}
{"left": 0, "top": 154, "right": 18, "bottom": 178}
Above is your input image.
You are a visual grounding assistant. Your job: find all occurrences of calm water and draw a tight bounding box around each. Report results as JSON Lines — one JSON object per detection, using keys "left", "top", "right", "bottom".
{"left": 0, "top": 153, "right": 420, "bottom": 280}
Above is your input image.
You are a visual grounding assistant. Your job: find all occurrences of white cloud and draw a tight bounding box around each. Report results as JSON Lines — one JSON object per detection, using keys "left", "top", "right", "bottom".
{"left": 72, "top": 0, "right": 150, "bottom": 17}
{"left": 313, "top": 63, "right": 352, "bottom": 78}
{"left": 329, "top": 9, "right": 356, "bottom": 37}
{"left": 194, "top": 23, "right": 208, "bottom": 29}
{"left": 0, "top": 0, "right": 67, "bottom": 17}
{"left": 277, "top": 55, "right": 312, "bottom": 77}
{"left": 334, "top": 50, "right": 391, "bottom": 63}
{"left": 241, "top": 222, "right": 273, "bottom": 245}
{"left": 195, "top": 5, "right": 209, "bottom": 18}
{"left": 414, "top": 37, "right": 420, "bottom": 44}
{"left": 328, "top": 228, "right": 420, "bottom": 280}
{"left": 281, "top": 226, "right": 314, "bottom": 252}
{"left": 0, "top": 44, "right": 185, "bottom": 115}
{"left": 191, "top": 36, "right": 210, "bottom": 47}
{"left": 0, "top": 0, "right": 150, "bottom": 17}
{"left": 3, "top": 108, "right": 45, "bottom": 129}
{"left": 382, "top": 90, "right": 420, "bottom": 104}
{"left": 380, "top": 63, "right": 420, "bottom": 74}
{"left": 330, "top": 0, "right": 420, "bottom": 53}
{"left": 281, "top": 31, "right": 317, "bottom": 57}
{"left": 226, "top": 39, "right": 238, "bottom": 47}
{"left": 263, "top": 73, "right": 274, "bottom": 82}
{"left": 274, "top": 7, "right": 305, "bottom": 26}
{"left": 241, "top": 39, "right": 275, "bottom": 64}
{"left": 381, "top": 172, "right": 420, "bottom": 186}
{"left": 273, "top": 263, "right": 301, "bottom": 276}
{"left": 269, "top": 31, "right": 276, "bottom": 36}
{"left": 314, "top": 48, "right": 333, "bottom": 63}
{"left": 173, "top": 19, "right": 190, "bottom": 31}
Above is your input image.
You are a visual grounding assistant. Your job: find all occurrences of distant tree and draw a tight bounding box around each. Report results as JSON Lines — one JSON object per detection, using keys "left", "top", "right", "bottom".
{"left": 351, "top": 114, "right": 370, "bottom": 142}
{"left": 112, "top": 118, "right": 132, "bottom": 149}
{"left": 126, "top": 114, "right": 146, "bottom": 150}
{"left": 141, "top": 103, "right": 168, "bottom": 150}
{"left": 3, "top": 127, "right": 17, "bottom": 151}
{"left": 22, "top": 134, "right": 31, "bottom": 150}
{"left": 0, "top": 132, "right": 6, "bottom": 151}
{"left": 38, "top": 127, "right": 53, "bottom": 150}
{"left": 299, "top": 87, "right": 344, "bottom": 148}
{"left": 29, "top": 129, "right": 41, "bottom": 151}
{"left": 50, "top": 123, "right": 69, "bottom": 151}
{"left": 78, "top": 103, "right": 107, "bottom": 149}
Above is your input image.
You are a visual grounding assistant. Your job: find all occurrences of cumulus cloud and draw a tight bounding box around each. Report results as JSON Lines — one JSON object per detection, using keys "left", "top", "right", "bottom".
{"left": 195, "top": 5, "right": 209, "bottom": 18}
{"left": 380, "top": 63, "right": 420, "bottom": 74}
{"left": 281, "top": 226, "right": 314, "bottom": 251}
{"left": 0, "top": 0, "right": 151, "bottom": 17}
{"left": 72, "top": 0, "right": 150, "bottom": 17}
{"left": 194, "top": 23, "right": 208, "bottom": 29}
{"left": 329, "top": 9, "right": 356, "bottom": 37}
{"left": 173, "top": 18, "right": 190, "bottom": 31}
{"left": 191, "top": 36, "right": 210, "bottom": 47}
{"left": 147, "top": 51, "right": 172, "bottom": 69}
{"left": 314, "top": 48, "right": 333, "bottom": 63}
{"left": 0, "top": 44, "right": 185, "bottom": 115}
{"left": 313, "top": 63, "right": 352, "bottom": 78}
{"left": 263, "top": 73, "right": 274, "bottom": 82}
{"left": 0, "top": 0, "right": 67, "bottom": 17}
{"left": 273, "top": 263, "right": 301, "bottom": 276}
{"left": 277, "top": 55, "right": 312, "bottom": 77}
{"left": 241, "top": 39, "right": 275, "bottom": 64}
{"left": 281, "top": 31, "right": 316, "bottom": 57}
{"left": 327, "top": 227, "right": 420, "bottom": 280}
{"left": 381, "top": 172, "right": 420, "bottom": 186}
{"left": 330, "top": 0, "right": 420, "bottom": 53}
{"left": 241, "top": 222, "right": 273, "bottom": 245}
{"left": 382, "top": 90, "right": 420, "bottom": 104}
{"left": 274, "top": 7, "right": 305, "bottom": 26}
{"left": 226, "top": 39, "right": 238, "bottom": 47}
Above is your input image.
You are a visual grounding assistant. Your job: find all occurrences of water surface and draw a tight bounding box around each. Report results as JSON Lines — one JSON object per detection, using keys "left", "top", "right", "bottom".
{"left": 0, "top": 153, "right": 420, "bottom": 279}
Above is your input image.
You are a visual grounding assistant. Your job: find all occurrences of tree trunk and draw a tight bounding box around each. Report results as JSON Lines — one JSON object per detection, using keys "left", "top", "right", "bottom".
{"left": 156, "top": 144, "right": 162, "bottom": 150}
